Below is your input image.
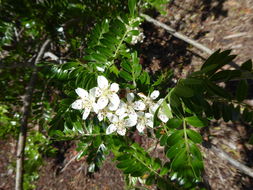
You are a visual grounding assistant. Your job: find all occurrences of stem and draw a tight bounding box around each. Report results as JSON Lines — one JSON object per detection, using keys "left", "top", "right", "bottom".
{"left": 113, "top": 29, "right": 128, "bottom": 58}
{"left": 15, "top": 39, "right": 50, "bottom": 190}
{"left": 183, "top": 119, "right": 197, "bottom": 178}
{"left": 141, "top": 13, "right": 240, "bottom": 69}
{"left": 133, "top": 155, "right": 161, "bottom": 177}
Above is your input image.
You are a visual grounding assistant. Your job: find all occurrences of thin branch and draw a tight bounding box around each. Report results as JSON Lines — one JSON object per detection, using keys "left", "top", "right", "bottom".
{"left": 60, "top": 153, "right": 80, "bottom": 173}
{"left": 203, "top": 141, "right": 253, "bottom": 178}
{"left": 15, "top": 39, "right": 51, "bottom": 190}
{"left": 141, "top": 13, "right": 240, "bottom": 69}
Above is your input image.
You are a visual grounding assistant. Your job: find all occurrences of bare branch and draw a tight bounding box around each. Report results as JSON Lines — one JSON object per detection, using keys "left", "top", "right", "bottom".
{"left": 141, "top": 13, "right": 240, "bottom": 69}
{"left": 203, "top": 141, "right": 253, "bottom": 178}
{"left": 15, "top": 39, "right": 51, "bottom": 190}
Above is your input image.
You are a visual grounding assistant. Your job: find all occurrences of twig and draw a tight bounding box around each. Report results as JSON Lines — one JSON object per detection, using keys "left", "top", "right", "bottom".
{"left": 60, "top": 153, "right": 80, "bottom": 173}
{"left": 15, "top": 39, "right": 50, "bottom": 190}
{"left": 203, "top": 141, "right": 253, "bottom": 178}
{"left": 141, "top": 13, "right": 240, "bottom": 69}
{"left": 141, "top": 13, "right": 213, "bottom": 54}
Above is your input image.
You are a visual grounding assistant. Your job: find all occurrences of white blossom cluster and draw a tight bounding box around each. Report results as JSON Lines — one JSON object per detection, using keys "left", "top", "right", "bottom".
{"left": 71, "top": 76, "right": 170, "bottom": 136}
{"left": 127, "top": 17, "right": 145, "bottom": 45}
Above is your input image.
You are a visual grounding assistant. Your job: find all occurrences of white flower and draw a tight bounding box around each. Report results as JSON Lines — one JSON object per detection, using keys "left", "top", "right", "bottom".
{"left": 127, "top": 93, "right": 146, "bottom": 111}
{"left": 106, "top": 113, "right": 137, "bottom": 136}
{"left": 149, "top": 98, "right": 163, "bottom": 114}
{"left": 96, "top": 108, "right": 112, "bottom": 121}
{"left": 157, "top": 102, "right": 172, "bottom": 123}
{"left": 71, "top": 87, "right": 99, "bottom": 120}
{"left": 137, "top": 90, "right": 160, "bottom": 112}
{"left": 95, "top": 76, "right": 120, "bottom": 110}
{"left": 136, "top": 112, "right": 154, "bottom": 133}
{"left": 115, "top": 93, "right": 145, "bottom": 117}
{"left": 96, "top": 66, "right": 105, "bottom": 72}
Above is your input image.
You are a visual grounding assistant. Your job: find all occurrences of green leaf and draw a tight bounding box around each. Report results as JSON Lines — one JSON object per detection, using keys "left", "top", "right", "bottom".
{"left": 160, "top": 163, "right": 170, "bottom": 176}
{"left": 201, "top": 50, "right": 236, "bottom": 76}
{"left": 174, "top": 84, "right": 194, "bottom": 98}
{"left": 189, "top": 143, "right": 203, "bottom": 161}
{"left": 206, "top": 80, "right": 231, "bottom": 99}
{"left": 201, "top": 49, "right": 221, "bottom": 69}
{"left": 160, "top": 135, "right": 168, "bottom": 146}
{"left": 167, "top": 118, "right": 183, "bottom": 128}
{"left": 241, "top": 60, "right": 252, "bottom": 71}
{"left": 186, "top": 130, "right": 202, "bottom": 143}
{"left": 172, "top": 149, "right": 187, "bottom": 170}
{"left": 121, "top": 61, "right": 132, "bottom": 72}
{"left": 236, "top": 80, "right": 248, "bottom": 102}
{"left": 213, "top": 102, "right": 222, "bottom": 120}
{"left": 117, "top": 159, "right": 134, "bottom": 169}
{"left": 221, "top": 103, "right": 232, "bottom": 122}
{"left": 128, "top": 0, "right": 136, "bottom": 16}
{"left": 210, "top": 70, "right": 241, "bottom": 82}
{"left": 167, "top": 130, "right": 184, "bottom": 146}
{"left": 242, "top": 109, "right": 253, "bottom": 122}
{"left": 161, "top": 101, "right": 173, "bottom": 119}
{"left": 185, "top": 116, "right": 208, "bottom": 127}
{"left": 166, "top": 140, "right": 184, "bottom": 159}
{"left": 119, "top": 70, "right": 132, "bottom": 81}
{"left": 129, "top": 30, "right": 139, "bottom": 36}
{"left": 182, "top": 78, "right": 203, "bottom": 85}
{"left": 91, "top": 53, "right": 107, "bottom": 62}
{"left": 145, "top": 174, "right": 155, "bottom": 186}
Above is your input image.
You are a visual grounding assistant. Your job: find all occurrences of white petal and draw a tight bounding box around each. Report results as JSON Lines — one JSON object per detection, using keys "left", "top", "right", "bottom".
{"left": 137, "top": 92, "right": 147, "bottom": 99}
{"left": 150, "top": 103, "right": 159, "bottom": 114}
{"left": 115, "top": 106, "right": 126, "bottom": 116}
{"left": 71, "top": 99, "right": 83, "bottom": 110}
{"left": 127, "top": 93, "right": 135, "bottom": 103}
{"left": 137, "top": 123, "right": 145, "bottom": 133}
{"left": 158, "top": 112, "right": 169, "bottom": 123}
{"left": 124, "top": 114, "right": 137, "bottom": 127}
{"left": 133, "top": 100, "right": 146, "bottom": 111}
{"left": 137, "top": 111, "right": 145, "bottom": 117}
{"left": 82, "top": 107, "right": 91, "bottom": 120}
{"left": 145, "top": 113, "right": 153, "bottom": 119}
{"left": 119, "top": 113, "right": 128, "bottom": 120}
{"left": 75, "top": 88, "right": 88, "bottom": 99}
{"left": 106, "top": 112, "right": 114, "bottom": 122}
{"left": 96, "top": 66, "right": 105, "bottom": 72}
{"left": 117, "top": 127, "right": 126, "bottom": 136}
{"left": 97, "top": 75, "right": 109, "bottom": 89}
{"left": 150, "top": 90, "right": 160, "bottom": 100}
{"left": 89, "top": 87, "right": 97, "bottom": 97}
{"left": 110, "top": 83, "right": 119, "bottom": 93}
{"left": 157, "top": 98, "right": 164, "bottom": 105}
{"left": 106, "top": 124, "right": 117, "bottom": 134}
{"left": 97, "top": 96, "right": 109, "bottom": 109}
{"left": 107, "top": 102, "right": 118, "bottom": 111}
{"left": 94, "top": 87, "right": 102, "bottom": 97}
{"left": 92, "top": 103, "right": 99, "bottom": 113}
{"left": 98, "top": 112, "right": 103, "bottom": 121}
{"left": 108, "top": 93, "right": 120, "bottom": 108}
{"left": 146, "top": 119, "right": 154, "bottom": 128}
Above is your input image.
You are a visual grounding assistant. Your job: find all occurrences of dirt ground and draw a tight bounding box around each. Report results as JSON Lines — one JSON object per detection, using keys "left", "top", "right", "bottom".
{"left": 1, "top": 0, "right": 253, "bottom": 189}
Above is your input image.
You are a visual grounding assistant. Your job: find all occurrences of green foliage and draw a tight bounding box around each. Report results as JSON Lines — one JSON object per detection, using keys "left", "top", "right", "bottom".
{"left": 143, "top": 0, "right": 171, "bottom": 15}
{"left": 24, "top": 131, "right": 57, "bottom": 190}
{"left": 0, "top": 104, "right": 19, "bottom": 138}
{"left": 1, "top": 0, "right": 253, "bottom": 189}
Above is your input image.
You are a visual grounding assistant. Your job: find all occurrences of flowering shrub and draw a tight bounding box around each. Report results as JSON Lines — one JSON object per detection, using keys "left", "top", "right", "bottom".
{"left": 71, "top": 75, "right": 171, "bottom": 136}
{"left": 2, "top": 0, "right": 252, "bottom": 189}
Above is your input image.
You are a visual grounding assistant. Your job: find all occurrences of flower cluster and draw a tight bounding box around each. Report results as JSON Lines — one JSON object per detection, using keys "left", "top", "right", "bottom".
{"left": 71, "top": 76, "right": 170, "bottom": 136}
